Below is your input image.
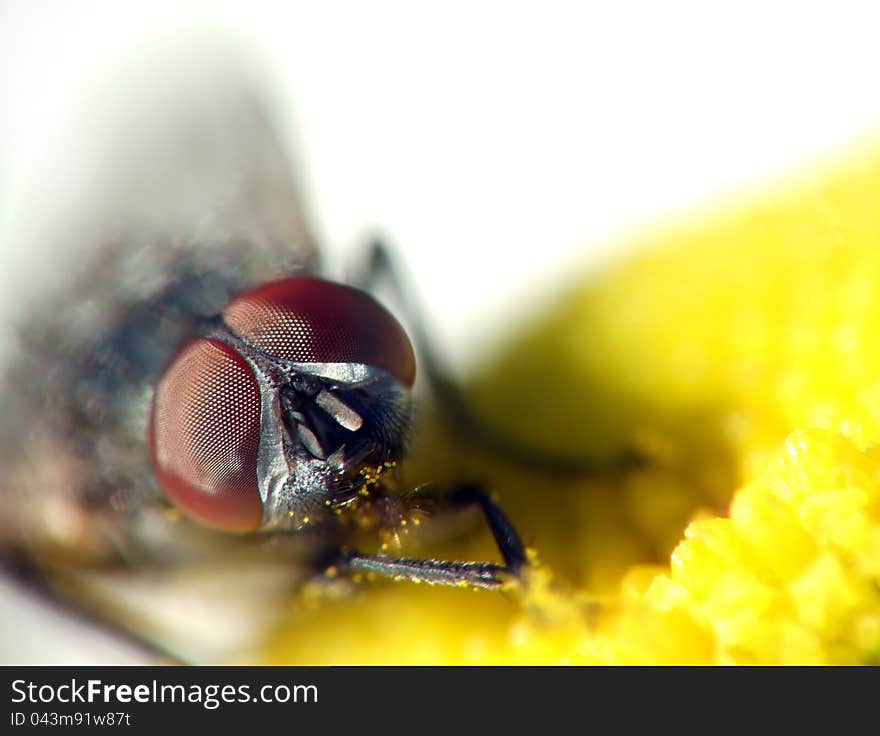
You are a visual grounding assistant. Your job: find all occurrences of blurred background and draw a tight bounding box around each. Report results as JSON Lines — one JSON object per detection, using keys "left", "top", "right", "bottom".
{"left": 5, "top": 2, "right": 880, "bottom": 367}
{"left": 3, "top": 1, "right": 880, "bottom": 663}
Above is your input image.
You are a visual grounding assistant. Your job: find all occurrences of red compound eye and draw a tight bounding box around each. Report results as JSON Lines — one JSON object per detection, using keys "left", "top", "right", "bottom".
{"left": 149, "top": 338, "right": 263, "bottom": 532}
{"left": 222, "top": 277, "right": 416, "bottom": 387}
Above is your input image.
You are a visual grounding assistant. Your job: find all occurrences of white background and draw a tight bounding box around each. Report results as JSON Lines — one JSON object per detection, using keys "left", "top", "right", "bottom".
{"left": 2, "top": 1, "right": 880, "bottom": 662}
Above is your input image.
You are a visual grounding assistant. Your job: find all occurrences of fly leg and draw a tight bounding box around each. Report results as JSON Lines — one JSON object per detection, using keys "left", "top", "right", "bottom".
{"left": 338, "top": 484, "right": 527, "bottom": 590}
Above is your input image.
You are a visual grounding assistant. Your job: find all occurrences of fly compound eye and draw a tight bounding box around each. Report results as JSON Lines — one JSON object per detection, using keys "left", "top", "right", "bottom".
{"left": 149, "top": 338, "right": 264, "bottom": 532}
{"left": 222, "top": 277, "right": 416, "bottom": 386}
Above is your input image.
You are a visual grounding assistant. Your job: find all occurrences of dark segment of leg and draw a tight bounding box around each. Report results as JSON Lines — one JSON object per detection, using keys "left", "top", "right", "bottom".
{"left": 342, "top": 554, "right": 510, "bottom": 590}
{"left": 447, "top": 483, "right": 527, "bottom": 573}
{"left": 338, "top": 482, "right": 527, "bottom": 589}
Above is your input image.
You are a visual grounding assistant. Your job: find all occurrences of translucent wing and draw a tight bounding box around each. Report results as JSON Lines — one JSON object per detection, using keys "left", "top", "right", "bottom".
{"left": 0, "top": 40, "right": 319, "bottom": 662}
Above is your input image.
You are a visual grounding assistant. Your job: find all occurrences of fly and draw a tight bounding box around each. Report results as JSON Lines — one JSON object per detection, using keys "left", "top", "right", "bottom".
{"left": 0, "top": 45, "right": 530, "bottom": 662}
{"left": 147, "top": 271, "right": 527, "bottom": 587}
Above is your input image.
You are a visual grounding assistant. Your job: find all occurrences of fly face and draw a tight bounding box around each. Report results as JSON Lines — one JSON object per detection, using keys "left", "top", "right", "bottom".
{"left": 149, "top": 276, "right": 415, "bottom": 533}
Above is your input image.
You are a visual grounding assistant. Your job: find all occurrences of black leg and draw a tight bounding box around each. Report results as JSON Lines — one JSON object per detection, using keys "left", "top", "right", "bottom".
{"left": 354, "top": 238, "right": 645, "bottom": 477}
{"left": 342, "top": 555, "right": 510, "bottom": 590}
{"left": 448, "top": 483, "right": 527, "bottom": 573}
{"left": 337, "top": 483, "right": 527, "bottom": 589}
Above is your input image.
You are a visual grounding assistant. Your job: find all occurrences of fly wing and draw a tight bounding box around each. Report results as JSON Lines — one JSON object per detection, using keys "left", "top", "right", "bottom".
{"left": 0, "top": 39, "right": 320, "bottom": 661}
